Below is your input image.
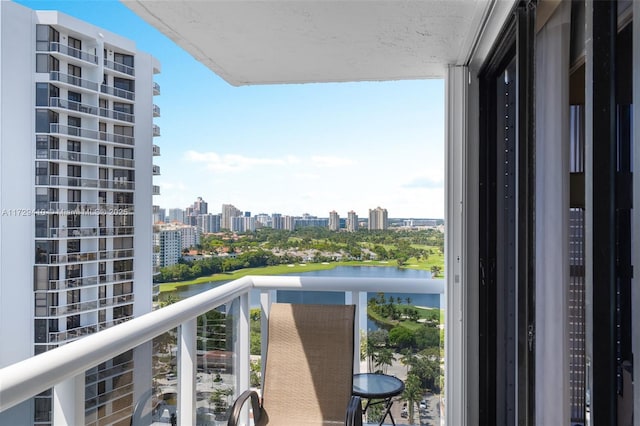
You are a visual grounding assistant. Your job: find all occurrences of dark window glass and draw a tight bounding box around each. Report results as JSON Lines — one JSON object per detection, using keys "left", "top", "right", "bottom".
{"left": 68, "top": 64, "right": 81, "bottom": 77}
{"left": 68, "top": 190, "right": 81, "bottom": 202}
{"left": 114, "top": 52, "right": 134, "bottom": 67}
{"left": 68, "top": 91, "right": 81, "bottom": 103}
{"left": 68, "top": 36, "right": 81, "bottom": 50}
{"left": 67, "top": 140, "right": 81, "bottom": 152}
{"left": 113, "top": 77, "right": 134, "bottom": 92}
{"left": 36, "top": 83, "right": 49, "bottom": 106}
{"left": 35, "top": 54, "right": 48, "bottom": 72}
{"left": 67, "top": 116, "right": 81, "bottom": 128}
{"left": 114, "top": 148, "right": 133, "bottom": 159}
{"left": 113, "top": 102, "right": 133, "bottom": 114}
{"left": 67, "top": 165, "right": 81, "bottom": 177}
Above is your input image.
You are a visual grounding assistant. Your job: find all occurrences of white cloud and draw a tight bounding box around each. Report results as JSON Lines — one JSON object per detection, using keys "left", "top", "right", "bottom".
{"left": 311, "top": 155, "right": 355, "bottom": 168}
{"left": 403, "top": 175, "right": 444, "bottom": 189}
{"left": 184, "top": 150, "right": 295, "bottom": 172}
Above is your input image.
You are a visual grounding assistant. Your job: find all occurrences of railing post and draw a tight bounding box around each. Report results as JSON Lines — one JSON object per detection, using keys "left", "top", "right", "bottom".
{"left": 53, "top": 374, "right": 84, "bottom": 425}
{"left": 259, "top": 290, "right": 274, "bottom": 380}
{"left": 346, "top": 291, "right": 367, "bottom": 374}
{"left": 178, "top": 319, "right": 196, "bottom": 425}
{"left": 236, "top": 293, "right": 250, "bottom": 396}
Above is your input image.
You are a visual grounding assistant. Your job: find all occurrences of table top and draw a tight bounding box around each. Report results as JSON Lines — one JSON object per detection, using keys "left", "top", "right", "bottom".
{"left": 352, "top": 373, "right": 405, "bottom": 399}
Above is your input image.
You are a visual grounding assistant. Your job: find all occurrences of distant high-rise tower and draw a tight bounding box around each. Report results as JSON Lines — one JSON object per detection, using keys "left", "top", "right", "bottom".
{"left": 221, "top": 203, "right": 241, "bottom": 230}
{"left": 271, "top": 213, "right": 283, "bottom": 229}
{"left": 347, "top": 210, "right": 359, "bottom": 232}
{"left": 368, "top": 207, "right": 388, "bottom": 230}
{"left": 0, "top": 2, "right": 160, "bottom": 424}
{"left": 193, "top": 196, "right": 208, "bottom": 214}
{"left": 329, "top": 210, "right": 340, "bottom": 231}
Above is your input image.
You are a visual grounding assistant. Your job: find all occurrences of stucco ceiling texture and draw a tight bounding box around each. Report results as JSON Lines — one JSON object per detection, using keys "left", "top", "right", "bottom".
{"left": 123, "top": 0, "right": 492, "bottom": 86}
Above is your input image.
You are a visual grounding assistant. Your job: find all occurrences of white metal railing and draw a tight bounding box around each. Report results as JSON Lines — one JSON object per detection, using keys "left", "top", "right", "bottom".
{"left": 0, "top": 275, "right": 444, "bottom": 425}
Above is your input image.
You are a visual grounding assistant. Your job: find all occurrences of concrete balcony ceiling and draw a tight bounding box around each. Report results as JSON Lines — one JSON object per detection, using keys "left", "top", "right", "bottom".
{"left": 122, "top": 0, "right": 494, "bottom": 85}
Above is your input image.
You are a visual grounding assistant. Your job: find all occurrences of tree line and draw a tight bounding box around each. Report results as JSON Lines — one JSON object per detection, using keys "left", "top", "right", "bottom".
{"left": 156, "top": 227, "right": 444, "bottom": 283}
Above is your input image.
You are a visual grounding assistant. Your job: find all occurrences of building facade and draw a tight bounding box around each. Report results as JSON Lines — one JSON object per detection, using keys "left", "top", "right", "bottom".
{"left": 221, "top": 203, "right": 241, "bottom": 230}
{"left": 0, "top": 2, "right": 160, "bottom": 424}
{"left": 368, "top": 207, "right": 388, "bottom": 230}
{"left": 346, "top": 210, "right": 358, "bottom": 232}
{"left": 328, "top": 210, "right": 340, "bottom": 231}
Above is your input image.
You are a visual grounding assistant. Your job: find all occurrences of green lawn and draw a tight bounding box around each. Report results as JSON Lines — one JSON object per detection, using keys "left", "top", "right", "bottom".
{"left": 367, "top": 305, "right": 443, "bottom": 331}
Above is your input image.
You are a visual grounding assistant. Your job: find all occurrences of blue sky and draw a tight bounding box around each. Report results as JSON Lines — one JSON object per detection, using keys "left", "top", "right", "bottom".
{"left": 17, "top": 0, "right": 444, "bottom": 219}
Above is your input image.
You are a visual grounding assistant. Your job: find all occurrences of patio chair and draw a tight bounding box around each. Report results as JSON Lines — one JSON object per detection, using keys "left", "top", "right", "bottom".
{"left": 228, "top": 303, "right": 362, "bottom": 426}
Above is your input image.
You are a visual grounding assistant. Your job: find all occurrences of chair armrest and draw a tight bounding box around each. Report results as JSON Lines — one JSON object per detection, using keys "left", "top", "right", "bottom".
{"left": 227, "top": 390, "right": 263, "bottom": 426}
{"left": 345, "top": 395, "right": 362, "bottom": 426}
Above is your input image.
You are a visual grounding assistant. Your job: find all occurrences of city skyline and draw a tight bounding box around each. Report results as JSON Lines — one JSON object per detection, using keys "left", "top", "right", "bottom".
{"left": 16, "top": 0, "right": 445, "bottom": 219}
{"left": 159, "top": 199, "right": 443, "bottom": 220}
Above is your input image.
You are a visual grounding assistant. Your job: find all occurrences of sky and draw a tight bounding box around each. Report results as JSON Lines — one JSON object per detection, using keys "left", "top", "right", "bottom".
{"left": 17, "top": 0, "right": 445, "bottom": 219}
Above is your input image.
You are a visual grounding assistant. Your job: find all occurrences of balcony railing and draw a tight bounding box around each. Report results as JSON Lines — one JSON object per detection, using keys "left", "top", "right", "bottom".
{"left": 0, "top": 276, "right": 444, "bottom": 425}
{"left": 152, "top": 144, "right": 161, "bottom": 156}
{"left": 152, "top": 165, "right": 161, "bottom": 175}
{"left": 46, "top": 42, "right": 99, "bottom": 64}
{"left": 153, "top": 82, "right": 161, "bottom": 95}
{"left": 99, "top": 107, "right": 135, "bottom": 123}
{"left": 104, "top": 58, "right": 135, "bottom": 76}
{"left": 152, "top": 185, "right": 161, "bottom": 195}
{"left": 50, "top": 71, "right": 99, "bottom": 91}
{"left": 152, "top": 124, "right": 161, "bottom": 137}
{"left": 152, "top": 104, "right": 161, "bottom": 117}
{"left": 49, "top": 97, "right": 98, "bottom": 115}
{"left": 100, "top": 84, "right": 135, "bottom": 101}
{"left": 48, "top": 271, "right": 134, "bottom": 291}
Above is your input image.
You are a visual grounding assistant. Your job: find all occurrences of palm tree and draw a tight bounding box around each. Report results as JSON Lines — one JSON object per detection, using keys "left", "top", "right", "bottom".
{"left": 400, "top": 349, "right": 417, "bottom": 375}
{"left": 374, "top": 348, "right": 394, "bottom": 374}
{"left": 430, "top": 265, "right": 442, "bottom": 277}
{"left": 402, "top": 374, "right": 423, "bottom": 425}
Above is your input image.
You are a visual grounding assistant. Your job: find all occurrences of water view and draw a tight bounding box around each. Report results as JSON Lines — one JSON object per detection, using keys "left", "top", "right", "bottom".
{"left": 172, "top": 265, "right": 440, "bottom": 312}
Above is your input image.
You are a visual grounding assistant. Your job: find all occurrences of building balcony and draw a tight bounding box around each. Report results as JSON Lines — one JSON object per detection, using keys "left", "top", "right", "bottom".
{"left": 99, "top": 227, "right": 135, "bottom": 236}
{"left": 49, "top": 71, "right": 99, "bottom": 92}
{"left": 152, "top": 144, "right": 161, "bottom": 156}
{"left": 152, "top": 165, "right": 161, "bottom": 175}
{"left": 44, "top": 249, "right": 135, "bottom": 264}
{"left": 153, "top": 82, "right": 161, "bottom": 96}
{"left": 41, "top": 42, "right": 99, "bottom": 65}
{"left": 100, "top": 84, "right": 135, "bottom": 101}
{"left": 152, "top": 124, "right": 161, "bottom": 137}
{"left": 49, "top": 97, "right": 98, "bottom": 116}
{"left": 0, "top": 276, "right": 444, "bottom": 425}
{"left": 47, "top": 271, "right": 135, "bottom": 291}
{"left": 152, "top": 104, "right": 161, "bottom": 117}
{"left": 44, "top": 124, "right": 135, "bottom": 146}
{"left": 99, "top": 107, "right": 135, "bottom": 123}
{"left": 103, "top": 58, "right": 135, "bottom": 76}
{"left": 47, "top": 150, "right": 134, "bottom": 168}
{"left": 152, "top": 185, "right": 161, "bottom": 195}
{"left": 43, "top": 227, "right": 98, "bottom": 239}
{"left": 47, "top": 324, "right": 98, "bottom": 344}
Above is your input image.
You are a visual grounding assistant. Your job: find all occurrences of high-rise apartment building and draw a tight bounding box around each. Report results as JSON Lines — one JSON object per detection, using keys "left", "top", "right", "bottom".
{"left": 197, "top": 213, "right": 221, "bottom": 234}
{"left": 368, "top": 207, "right": 388, "bottom": 230}
{"left": 347, "top": 210, "right": 359, "bottom": 232}
{"left": 283, "top": 215, "right": 296, "bottom": 231}
{"left": 271, "top": 213, "right": 283, "bottom": 230}
{"left": 167, "top": 207, "right": 185, "bottom": 224}
{"left": 192, "top": 196, "right": 208, "bottom": 215}
{"left": 0, "top": 2, "right": 160, "bottom": 425}
{"left": 221, "top": 203, "right": 241, "bottom": 230}
{"left": 329, "top": 210, "right": 340, "bottom": 231}
{"left": 154, "top": 227, "right": 182, "bottom": 267}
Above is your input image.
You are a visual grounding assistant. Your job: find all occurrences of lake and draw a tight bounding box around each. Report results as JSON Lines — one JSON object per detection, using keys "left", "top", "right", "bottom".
{"left": 172, "top": 266, "right": 442, "bottom": 330}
